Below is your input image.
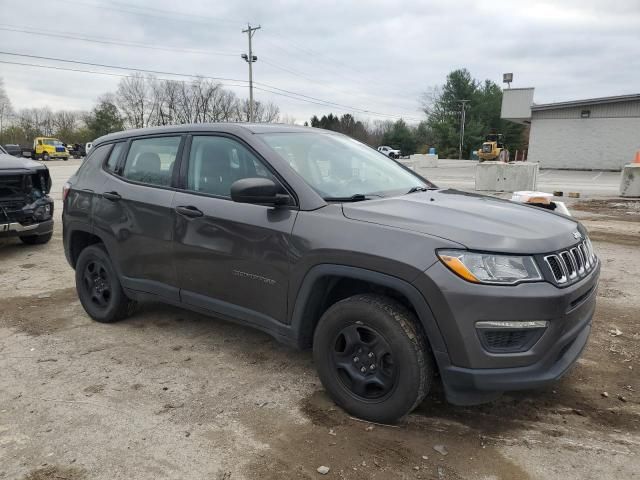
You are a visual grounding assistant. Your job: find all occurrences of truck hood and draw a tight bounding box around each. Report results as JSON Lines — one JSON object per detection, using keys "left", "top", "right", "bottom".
{"left": 342, "top": 189, "right": 583, "bottom": 254}
{"left": 0, "top": 154, "right": 51, "bottom": 196}
{"left": 0, "top": 154, "right": 48, "bottom": 172}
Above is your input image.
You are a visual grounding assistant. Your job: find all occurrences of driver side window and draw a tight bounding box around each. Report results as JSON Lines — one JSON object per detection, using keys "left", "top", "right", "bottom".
{"left": 187, "top": 136, "right": 276, "bottom": 197}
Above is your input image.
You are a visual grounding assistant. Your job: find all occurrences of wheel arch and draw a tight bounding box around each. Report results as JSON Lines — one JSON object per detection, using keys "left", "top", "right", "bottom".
{"left": 289, "top": 265, "right": 447, "bottom": 354}
{"left": 66, "top": 228, "right": 105, "bottom": 268}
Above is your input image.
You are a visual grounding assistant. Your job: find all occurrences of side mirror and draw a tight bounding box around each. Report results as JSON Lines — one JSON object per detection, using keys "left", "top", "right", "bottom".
{"left": 230, "top": 178, "right": 291, "bottom": 206}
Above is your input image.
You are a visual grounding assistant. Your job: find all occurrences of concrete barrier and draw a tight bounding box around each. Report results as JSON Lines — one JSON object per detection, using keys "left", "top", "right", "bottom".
{"left": 619, "top": 164, "right": 640, "bottom": 197}
{"left": 410, "top": 154, "right": 438, "bottom": 169}
{"left": 397, "top": 158, "right": 417, "bottom": 170}
{"left": 475, "top": 162, "right": 539, "bottom": 192}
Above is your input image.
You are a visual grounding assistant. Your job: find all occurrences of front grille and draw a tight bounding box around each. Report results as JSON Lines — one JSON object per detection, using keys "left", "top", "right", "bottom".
{"left": 0, "top": 175, "right": 25, "bottom": 198}
{"left": 544, "top": 239, "right": 597, "bottom": 285}
{"left": 0, "top": 201, "right": 27, "bottom": 223}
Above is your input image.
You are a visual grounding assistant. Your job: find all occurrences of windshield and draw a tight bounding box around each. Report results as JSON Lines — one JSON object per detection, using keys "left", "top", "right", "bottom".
{"left": 42, "top": 139, "right": 63, "bottom": 146}
{"left": 260, "top": 132, "right": 431, "bottom": 199}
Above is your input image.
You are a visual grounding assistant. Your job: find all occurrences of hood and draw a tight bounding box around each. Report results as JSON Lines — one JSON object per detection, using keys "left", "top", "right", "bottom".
{"left": 0, "top": 154, "right": 48, "bottom": 172}
{"left": 342, "top": 189, "right": 582, "bottom": 254}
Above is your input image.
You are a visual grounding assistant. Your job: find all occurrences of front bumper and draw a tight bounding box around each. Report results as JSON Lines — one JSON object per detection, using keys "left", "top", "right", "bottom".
{"left": 0, "top": 218, "right": 53, "bottom": 238}
{"left": 416, "top": 258, "right": 600, "bottom": 405}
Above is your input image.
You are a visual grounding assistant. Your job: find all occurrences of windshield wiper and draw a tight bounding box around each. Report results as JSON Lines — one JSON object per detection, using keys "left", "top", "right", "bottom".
{"left": 324, "top": 193, "right": 382, "bottom": 202}
{"left": 406, "top": 186, "right": 430, "bottom": 194}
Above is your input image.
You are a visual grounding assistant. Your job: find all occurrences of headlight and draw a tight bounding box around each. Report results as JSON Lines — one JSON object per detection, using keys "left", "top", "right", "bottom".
{"left": 437, "top": 250, "right": 542, "bottom": 285}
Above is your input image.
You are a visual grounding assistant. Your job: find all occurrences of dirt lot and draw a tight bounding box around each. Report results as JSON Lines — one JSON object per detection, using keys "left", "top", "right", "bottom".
{"left": 0, "top": 163, "right": 638, "bottom": 479}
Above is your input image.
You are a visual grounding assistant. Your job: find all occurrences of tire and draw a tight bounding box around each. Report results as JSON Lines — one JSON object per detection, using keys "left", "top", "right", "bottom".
{"left": 313, "top": 294, "right": 433, "bottom": 423}
{"left": 42, "top": 152, "right": 50, "bottom": 161}
{"left": 19, "top": 232, "right": 53, "bottom": 245}
{"left": 75, "top": 244, "right": 135, "bottom": 323}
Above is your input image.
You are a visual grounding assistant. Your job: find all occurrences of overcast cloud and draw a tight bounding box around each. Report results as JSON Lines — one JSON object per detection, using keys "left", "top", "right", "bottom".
{"left": 0, "top": 0, "right": 638, "bottom": 123}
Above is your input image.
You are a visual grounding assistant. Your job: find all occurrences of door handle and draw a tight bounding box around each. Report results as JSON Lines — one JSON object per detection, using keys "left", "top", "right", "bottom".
{"left": 102, "top": 191, "right": 121, "bottom": 201}
{"left": 175, "top": 205, "right": 204, "bottom": 218}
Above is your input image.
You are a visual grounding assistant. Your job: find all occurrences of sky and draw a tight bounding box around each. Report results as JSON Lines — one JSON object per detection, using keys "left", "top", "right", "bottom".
{"left": 0, "top": 0, "right": 638, "bottom": 124}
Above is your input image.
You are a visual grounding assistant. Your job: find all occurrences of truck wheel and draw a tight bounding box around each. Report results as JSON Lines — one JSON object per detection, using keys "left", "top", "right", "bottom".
{"left": 42, "top": 152, "right": 50, "bottom": 161}
{"left": 75, "top": 244, "right": 135, "bottom": 323}
{"left": 19, "top": 232, "right": 53, "bottom": 245}
{"left": 313, "top": 294, "right": 433, "bottom": 423}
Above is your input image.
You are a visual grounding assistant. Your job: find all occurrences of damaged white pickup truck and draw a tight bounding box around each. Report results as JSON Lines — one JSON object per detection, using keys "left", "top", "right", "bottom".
{"left": 0, "top": 146, "right": 54, "bottom": 245}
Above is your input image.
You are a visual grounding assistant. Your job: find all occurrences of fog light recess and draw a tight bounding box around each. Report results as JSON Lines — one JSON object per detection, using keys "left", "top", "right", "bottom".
{"left": 475, "top": 321, "right": 548, "bottom": 353}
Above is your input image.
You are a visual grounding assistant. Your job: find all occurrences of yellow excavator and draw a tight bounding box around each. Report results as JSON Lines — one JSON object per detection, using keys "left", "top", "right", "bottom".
{"left": 478, "top": 133, "right": 509, "bottom": 162}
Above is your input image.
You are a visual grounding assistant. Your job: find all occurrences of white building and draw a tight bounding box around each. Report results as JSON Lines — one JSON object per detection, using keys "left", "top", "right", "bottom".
{"left": 502, "top": 89, "right": 640, "bottom": 171}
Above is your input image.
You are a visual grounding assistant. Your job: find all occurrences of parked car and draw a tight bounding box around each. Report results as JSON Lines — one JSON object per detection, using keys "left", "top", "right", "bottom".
{"left": 3, "top": 144, "right": 23, "bottom": 157}
{"left": 66, "top": 143, "right": 86, "bottom": 158}
{"left": 0, "top": 145, "right": 54, "bottom": 244}
{"left": 62, "top": 124, "right": 599, "bottom": 423}
{"left": 377, "top": 145, "right": 401, "bottom": 158}
{"left": 33, "top": 136, "right": 69, "bottom": 161}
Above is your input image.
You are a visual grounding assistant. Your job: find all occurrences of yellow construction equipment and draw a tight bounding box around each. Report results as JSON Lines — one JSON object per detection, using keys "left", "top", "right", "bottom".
{"left": 478, "top": 133, "right": 509, "bottom": 162}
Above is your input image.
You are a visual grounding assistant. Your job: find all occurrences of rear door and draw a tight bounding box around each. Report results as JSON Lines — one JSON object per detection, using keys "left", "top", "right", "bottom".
{"left": 172, "top": 134, "right": 297, "bottom": 324}
{"left": 93, "top": 135, "right": 184, "bottom": 301}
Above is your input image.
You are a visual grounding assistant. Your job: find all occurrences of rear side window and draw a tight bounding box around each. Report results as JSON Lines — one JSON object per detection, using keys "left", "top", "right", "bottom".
{"left": 105, "top": 142, "right": 125, "bottom": 173}
{"left": 122, "top": 136, "right": 181, "bottom": 187}
{"left": 187, "top": 136, "right": 276, "bottom": 197}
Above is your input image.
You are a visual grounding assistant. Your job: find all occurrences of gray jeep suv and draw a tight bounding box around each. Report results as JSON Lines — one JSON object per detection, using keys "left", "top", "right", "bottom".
{"left": 62, "top": 124, "right": 599, "bottom": 423}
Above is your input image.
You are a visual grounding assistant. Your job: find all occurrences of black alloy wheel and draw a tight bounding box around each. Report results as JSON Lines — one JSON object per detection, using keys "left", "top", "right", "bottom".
{"left": 331, "top": 324, "right": 397, "bottom": 400}
{"left": 82, "top": 258, "right": 113, "bottom": 309}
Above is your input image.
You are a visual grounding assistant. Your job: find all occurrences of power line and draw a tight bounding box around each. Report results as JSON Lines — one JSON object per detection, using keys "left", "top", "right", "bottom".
{"left": 55, "top": 0, "right": 243, "bottom": 27}
{"left": 0, "top": 25, "right": 238, "bottom": 57}
{"left": 261, "top": 34, "right": 413, "bottom": 95}
{"left": 0, "top": 23, "right": 378, "bottom": 105}
{"left": 0, "top": 59, "right": 248, "bottom": 88}
{"left": 0, "top": 56, "right": 422, "bottom": 120}
{"left": 45, "top": 0, "right": 417, "bottom": 98}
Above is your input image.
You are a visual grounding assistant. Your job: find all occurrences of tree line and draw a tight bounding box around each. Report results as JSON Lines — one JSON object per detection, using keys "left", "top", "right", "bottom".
{"left": 0, "top": 74, "right": 280, "bottom": 147}
{"left": 0, "top": 69, "right": 527, "bottom": 159}
{"left": 308, "top": 69, "right": 527, "bottom": 158}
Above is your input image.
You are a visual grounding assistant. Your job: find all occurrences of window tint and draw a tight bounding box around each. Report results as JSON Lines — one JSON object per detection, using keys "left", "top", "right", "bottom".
{"left": 122, "top": 136, "right": 180, "bottom": 186}
{"left": 187, "top": 136, "right": 276, "bottom": 197}
{"left": 105, "top": 142, "right": 125, "bottom": 173}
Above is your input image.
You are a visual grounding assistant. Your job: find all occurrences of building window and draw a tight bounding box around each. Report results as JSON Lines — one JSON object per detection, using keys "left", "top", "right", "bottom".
{"left": 581, "top": 110, "right": 591, "bottom": 118}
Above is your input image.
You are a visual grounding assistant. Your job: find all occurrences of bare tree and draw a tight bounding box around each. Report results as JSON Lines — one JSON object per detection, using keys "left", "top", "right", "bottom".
{"left": 237, "top": 99, "right": 280, "bottom": 123}
{"left": 54, "top": 110, "right": 80, "bottom": 140}
{"left": 420, "top": 85, "right": 442, "bottom": 118}
{"left": 116, "top": 74, "right": 151, "bottom": 128}
{"left": 280, "top": 114, "right": 297, "bottom": 125}
{"left": 0, "top": 78, "right": 13, "bottom": 143}
{"left": 113, "top": 74, "right": 279, "bottom": 127}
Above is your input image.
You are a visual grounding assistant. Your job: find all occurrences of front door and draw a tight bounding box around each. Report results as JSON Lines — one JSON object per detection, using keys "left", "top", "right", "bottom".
{"left": 172, "top": 134, "right": 297, "bottom": 324}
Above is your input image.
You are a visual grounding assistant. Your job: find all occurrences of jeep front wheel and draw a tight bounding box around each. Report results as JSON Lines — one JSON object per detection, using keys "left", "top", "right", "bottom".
{"left": 313, "top": 294, "right": 433, "bottom": 423}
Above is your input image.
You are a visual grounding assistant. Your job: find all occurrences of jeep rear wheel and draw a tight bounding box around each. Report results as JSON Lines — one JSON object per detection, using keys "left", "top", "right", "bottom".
{"left": 313, "top": 294, "right": 433, "bottom": 423}
{"left": 75, "top": 244, "right": 135, "bottom": 323}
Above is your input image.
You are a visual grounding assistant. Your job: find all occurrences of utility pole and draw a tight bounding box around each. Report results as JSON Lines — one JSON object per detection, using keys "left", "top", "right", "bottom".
{"left": 457, "top": 99, "right": 470, "bottom": 160}
{"left": 241, "top": 23, "right": 261, "bottom": 122}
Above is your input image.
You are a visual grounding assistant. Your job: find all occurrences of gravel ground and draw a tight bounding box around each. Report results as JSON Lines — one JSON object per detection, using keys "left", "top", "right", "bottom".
{"left": 0, "top": 160, "right": 638, "bottom": 480}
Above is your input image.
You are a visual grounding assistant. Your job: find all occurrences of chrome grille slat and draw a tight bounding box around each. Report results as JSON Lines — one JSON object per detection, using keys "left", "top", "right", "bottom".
{"left": 543, "top": 238, "right": 597, "bottom": 286}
